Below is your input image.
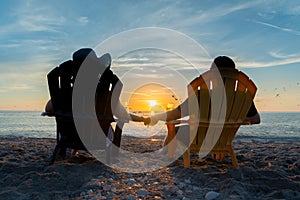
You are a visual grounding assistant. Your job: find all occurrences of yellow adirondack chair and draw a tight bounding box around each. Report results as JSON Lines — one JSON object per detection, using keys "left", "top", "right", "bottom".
{"left": 166, "top": 68, "right": 257, "bottom": 168}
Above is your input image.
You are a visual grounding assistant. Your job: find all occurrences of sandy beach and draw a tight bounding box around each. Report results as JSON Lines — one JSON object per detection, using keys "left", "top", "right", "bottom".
{"left": 0, "top": 136, "right": 299, "bottom": 200}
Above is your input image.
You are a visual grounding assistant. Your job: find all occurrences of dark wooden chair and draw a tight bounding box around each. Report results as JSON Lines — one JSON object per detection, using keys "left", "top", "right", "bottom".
{"left": 45, "top": 59, "right": 124, "bottom": 164}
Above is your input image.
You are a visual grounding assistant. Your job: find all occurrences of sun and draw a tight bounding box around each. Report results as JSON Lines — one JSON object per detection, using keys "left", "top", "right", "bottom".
{"left": 127, "top": 83, "right": 180, "bottom": 113}
{"left": 148, "top": 100, "right": 157, "bottom": 107}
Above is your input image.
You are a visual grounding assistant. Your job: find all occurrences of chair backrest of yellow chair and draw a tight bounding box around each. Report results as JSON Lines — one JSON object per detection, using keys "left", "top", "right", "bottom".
{"left": 187, "top": 68, "right": 257, "bottom": 150}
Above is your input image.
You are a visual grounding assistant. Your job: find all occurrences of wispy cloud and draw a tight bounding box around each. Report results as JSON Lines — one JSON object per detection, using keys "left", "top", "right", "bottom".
{"left": 175, "top": 1, "right": 262, "bottom": 28}
{"left": 122, "top": 91, "right": 151, "bottom": 97}
{"left": 252, "top": 20, "right": 300, "bottom": 35}
{"left": 115, "top": 57, "right": 150, "bottom": 63}
{"left": 114, "top": 62, "right": 166, "bottom": 69}
{"left": 77, "top": 16, "right": 89, "bottom": 25}
{"left": 288, "top": 5, "right": 300, "bottom": 15}
{"left": 0, "top": 52, "right": 62, "bottom": 73}
{"left": 126, "top": 73, "right": 174, "bottom": 79}
{"left": 0, "top": 39, "right": 61, "bottom": 52}
{"left": 18, "top": 14, "right": 66, "bottom": 32}
{"left": 0, "top": 43, "right": 21, "bottom": 48}
{"left": 237, "top": 50, "right": 300, "bottom": 68}
{"left": 110, "top": 43, "right": 211, "bottom": 74}
{"left": 269, "top": 51, "right": 299, "bottom": 59}
{"left": 239, "top": 57, "right": 300, "bottom": 68}
{"left": 8, "top": 84, "right": 32, "bottom": 90}
{"left": 0, "top": 53, "right": 61, "bottom": 95}
{"left": 0, "top": 72, "right": 42, "bottom": 94}
{"left": 0, "top": 2, "right": 67, "bottom": 37}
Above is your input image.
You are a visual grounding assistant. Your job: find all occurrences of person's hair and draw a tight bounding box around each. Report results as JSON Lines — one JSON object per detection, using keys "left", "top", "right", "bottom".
{"left": 211, "top": 56, "right": 235, "bottom": 69}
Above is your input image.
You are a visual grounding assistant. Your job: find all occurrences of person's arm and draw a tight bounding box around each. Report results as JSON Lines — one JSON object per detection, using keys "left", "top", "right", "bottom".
{"left": 243, "top": 102, "right": 260, "bottom": 125}
{"left": 114, "top": 100, "right": 146, "bottom": 122}
{"left": 165, "top": 98, "right": 189, "bottom": 121}
{"left": 45, "top": 99, "right": 54, "bottom": 113}
{"left": 244, "top": 112, "right": 260, "bottom": 124}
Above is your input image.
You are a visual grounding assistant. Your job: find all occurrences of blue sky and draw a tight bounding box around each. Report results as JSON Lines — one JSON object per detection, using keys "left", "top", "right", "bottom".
{"left": 0, "top": 0, "right": 300, "bottom": 111}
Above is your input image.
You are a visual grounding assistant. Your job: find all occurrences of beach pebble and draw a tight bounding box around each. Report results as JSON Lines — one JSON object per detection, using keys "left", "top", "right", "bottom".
{"left": 229, "top": 169, "right": 242, "bottom": 180}
{"left": 111, "top": 186, "right": 117, "bottom": 192}
{"left": 103, "top": 185, "right": 111, "bottom": 191}
{"left": 107, "top": 178, "right": 114, "bottom": 183}
{"left": 127, "top": 196, "right": 136, "bottom": 200}
{"left": 80, "top": 191, "right": 86, "bottom": 196}
{"left": 124, "top": 179, "right": 136, "bottom": 185}
{"left": 137, "top": 189, "right": 148, "bottom": 196}
{"left": 186, "top": 189, "right": 193, "bottom": 193}
{"left": 165, "top": 185, "right": 178, "bottom": 194}
{"left": 184, "top": 179, "right": 191, "bottom": 184}
{"left": 205, "top": 191, "right": 220, "bottom": 200}
{"left": 178, "top": 182, "right": 186, "bottom": 189}
{"left": 177, "top": 189, "right": 183, "bottom": 195}
{"left": 97, "top": 192, "right": 102, "bottom": 196}
{"left": 193, "top": 186, "right": 200, "bottom": 191}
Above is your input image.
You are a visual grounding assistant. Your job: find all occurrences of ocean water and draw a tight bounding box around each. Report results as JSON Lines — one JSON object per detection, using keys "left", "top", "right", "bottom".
{"left": 0, "top": 111, "right": 300, "bottom": 142}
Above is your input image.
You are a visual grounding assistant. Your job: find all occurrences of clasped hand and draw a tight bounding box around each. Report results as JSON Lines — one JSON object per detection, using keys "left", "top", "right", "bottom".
{"left": 141, "top": 116, "right": 159, "bottom": 126}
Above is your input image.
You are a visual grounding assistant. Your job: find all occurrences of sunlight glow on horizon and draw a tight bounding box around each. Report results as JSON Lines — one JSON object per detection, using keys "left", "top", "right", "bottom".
{"left": 127, "top": 83, "right": 180, "bottom": 113}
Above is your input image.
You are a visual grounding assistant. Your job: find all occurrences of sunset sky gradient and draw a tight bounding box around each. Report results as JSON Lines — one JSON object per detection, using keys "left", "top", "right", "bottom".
{"left": 0, "top": 0, "right": 300, "bottom": 112}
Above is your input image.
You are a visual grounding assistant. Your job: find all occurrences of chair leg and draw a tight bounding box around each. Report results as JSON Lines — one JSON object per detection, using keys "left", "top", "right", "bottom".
{"left": 112, "top": 122, "right": 124, "bottom": 157}
{"left": 167, "top": 124, "right": 177, "bottom": 158}
{"left": 49, "top": 145, "right": 59, "bottom": 165}
{"left": 113, "top": 123, "right": 123, "bottom": 148}
{"left": 215, "top": 153, "right": 225, "bottom": 160}
{"left": 228, "top": 147, "right": 239, "bottom": 168}
{"left": 183, "top": 148, "right": 190, "bottom": 168}
{"left": 49, "top": 145, "right": 66, "bottom": 165}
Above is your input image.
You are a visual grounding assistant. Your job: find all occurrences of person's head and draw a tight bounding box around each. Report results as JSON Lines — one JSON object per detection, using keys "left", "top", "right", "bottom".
{"left": 72, "top": 48, "right": 98, "bottom": 64}
{"left": 211, "top": 56, "right": 235, "bottom": 69}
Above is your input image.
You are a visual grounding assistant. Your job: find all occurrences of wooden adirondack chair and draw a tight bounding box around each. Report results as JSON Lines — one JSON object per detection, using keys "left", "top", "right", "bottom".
{"left": 45, "top": 55, "right": 124, "bottom": 164}
{"left": 166, "top": 68, "right": 257, "bottom": 168}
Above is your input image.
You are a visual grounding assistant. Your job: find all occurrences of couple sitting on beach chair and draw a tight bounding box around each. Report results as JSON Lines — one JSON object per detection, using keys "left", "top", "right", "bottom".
{"left": 45, "top": 48, "right": 260, "bottom": 168}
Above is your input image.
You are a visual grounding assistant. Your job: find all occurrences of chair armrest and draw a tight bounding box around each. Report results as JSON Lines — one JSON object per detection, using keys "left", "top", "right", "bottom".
{"left": 166, "top": 119, "right": 251, "bottom": 127}
{"left": 166, "top": 119, "right": 190, "bottom": 125}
